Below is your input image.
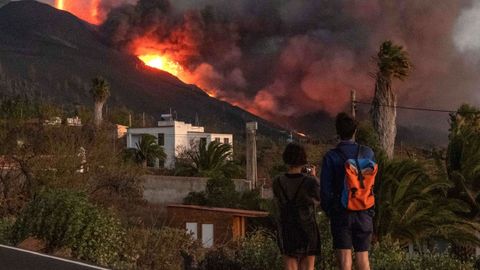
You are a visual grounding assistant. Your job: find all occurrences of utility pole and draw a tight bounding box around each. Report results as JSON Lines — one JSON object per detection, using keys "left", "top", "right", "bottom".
{"left": 142, "top": 112, "right": 146, "bottom": 127}
{"left": 128, "top": 113, "right": 132, "bottom": 127}
{"left": 351, "top": 89, "right": 356, "bottom": 119}
{"left": 246, "top": 122, "right": 258, "bottom": 190}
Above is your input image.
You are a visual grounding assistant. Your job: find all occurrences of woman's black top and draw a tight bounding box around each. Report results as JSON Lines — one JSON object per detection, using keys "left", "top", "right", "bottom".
{"left": 273, "top": 173, "right": 321, "bottom": 256}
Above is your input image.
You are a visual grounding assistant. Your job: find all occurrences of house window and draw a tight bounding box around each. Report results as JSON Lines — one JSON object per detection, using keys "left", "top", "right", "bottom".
{"left": 158, "top": 133, "right": 165, "bottom": 146}
{"left": 224, "top": 138, "right": 230, "bottom": 144}
{"left": 202, "top": 224, "right": 214, "bottom": 248}
{"left": 214, "top": 137, "right": 220, "bottom": 143}
{"left": 186, "top": 222, "right": 198, "bottom": 240}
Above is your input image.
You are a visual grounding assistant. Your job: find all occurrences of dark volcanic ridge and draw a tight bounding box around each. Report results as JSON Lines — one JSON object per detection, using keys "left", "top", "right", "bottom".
{"left": 0, "top": 1, "right": 288, "bottom": 139}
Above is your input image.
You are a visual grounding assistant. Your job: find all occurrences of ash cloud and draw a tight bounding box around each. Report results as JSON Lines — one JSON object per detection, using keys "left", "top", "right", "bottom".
{"left": 99, "top": 0, "right": 478, "bottom": 128}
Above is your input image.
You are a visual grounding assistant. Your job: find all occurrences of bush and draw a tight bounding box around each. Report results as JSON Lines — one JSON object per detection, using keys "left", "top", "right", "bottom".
{"left": 198, "top": 230, "right": 281, "bottom": 270}
{"left": 235, "top": 230, "right": 282, "bottom": 270}
{"left": 11, "top": 189, "right": 124, "bottom": 266}
{"left": 123, "top": 227, "right": 202, "bottom": 270}
{"left": 204, "top": 176, "right": 239, "bottom": 208}
{"left": 316, "top": 212, "right": 336, "bottom": 270}
{"left": 0, "top": 217, "right": 14, "bottom": 245}
{"left": 199, "top": 247, "right": 241, "bottom": 270}
{"left": 184, "top": 177, "right": 266, "bottom": 211}
{"left": 371, "top": 237, "right": 474, "bottom": 270}
{"left": 183, "top": 191, "right": 208, "bottom": 206}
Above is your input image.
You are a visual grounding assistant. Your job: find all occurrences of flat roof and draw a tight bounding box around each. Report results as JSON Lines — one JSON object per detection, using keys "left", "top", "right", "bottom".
{"left": 167, "top": 204, "right": 269, "bottom": 217}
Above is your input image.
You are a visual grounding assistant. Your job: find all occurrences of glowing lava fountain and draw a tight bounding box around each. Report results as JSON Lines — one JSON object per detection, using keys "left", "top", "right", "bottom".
{"left": 138, "top": 54, "right": 183, "bottom": 77}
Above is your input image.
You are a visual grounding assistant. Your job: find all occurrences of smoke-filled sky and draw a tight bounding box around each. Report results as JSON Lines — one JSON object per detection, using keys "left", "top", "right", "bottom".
{"left": 39, "top": 0, "right": 480, "bottom": 130}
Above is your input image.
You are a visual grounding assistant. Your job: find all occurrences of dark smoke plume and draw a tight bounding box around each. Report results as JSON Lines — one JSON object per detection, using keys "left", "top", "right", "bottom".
{"left": 99, "top": 0, "right": 479, "bottom": 129}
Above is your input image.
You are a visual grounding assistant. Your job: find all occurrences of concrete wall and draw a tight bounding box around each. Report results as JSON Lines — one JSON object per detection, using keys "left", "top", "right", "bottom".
{"left": 143, "top": 175, "right": 251, "bottom": 204}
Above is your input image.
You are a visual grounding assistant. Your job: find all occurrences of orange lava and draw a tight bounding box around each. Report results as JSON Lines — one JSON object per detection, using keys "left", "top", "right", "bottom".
{"left": 54, "top": 0, "right": 101, "bottom": 25}
{"left": 138, "top": 54, "right": 183, "bottom": 77}
{"left": 55, "top": 0, "right": 64, "bottom": 10}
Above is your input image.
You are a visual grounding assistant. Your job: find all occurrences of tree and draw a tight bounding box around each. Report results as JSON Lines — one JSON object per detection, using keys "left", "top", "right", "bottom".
{"left": 90, "top": 77, "right": 110, "bottom": 128}
{"left": 371, "top": 41, "right": 411, "bottom": 159}
{"left": 176, "top": 140, "right": 240, "bottom": 178}
{"left": 375, "top": 158, "right": 480, "bottom": 247}
{"left": 446, "top": 105, "right": 480, "bottom": 220}
{"left": 125, "top": 134, "right": 166, "bottom": 167}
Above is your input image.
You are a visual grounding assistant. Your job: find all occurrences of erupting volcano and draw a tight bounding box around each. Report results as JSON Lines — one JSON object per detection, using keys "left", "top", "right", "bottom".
{"left": 45, "top": 0, "right": 480, "bottom": 139}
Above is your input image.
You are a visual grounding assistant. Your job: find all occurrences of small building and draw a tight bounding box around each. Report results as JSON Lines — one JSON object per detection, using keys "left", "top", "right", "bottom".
{"left": 126, "top": 114, "right": 233, "bottom": 168}
{"left": 167, "top": 204, "right": 268, "bottom": 247}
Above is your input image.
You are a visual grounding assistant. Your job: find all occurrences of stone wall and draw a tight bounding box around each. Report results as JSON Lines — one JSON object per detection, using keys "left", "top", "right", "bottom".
{"left": 142, "top": 175, "right": 251, "bottom": 204}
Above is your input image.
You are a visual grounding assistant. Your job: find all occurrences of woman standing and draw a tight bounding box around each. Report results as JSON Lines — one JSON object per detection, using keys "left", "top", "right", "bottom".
{"left": 273, "top": 143, "right": 321, "bottom": 270}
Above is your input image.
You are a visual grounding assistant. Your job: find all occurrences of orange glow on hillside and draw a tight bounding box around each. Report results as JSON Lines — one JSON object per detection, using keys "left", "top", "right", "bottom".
{"left": 138, "top": 54, "right": 183, "bottom": 77}
{"left": 54, "top": 0, "right": 101, "bottom": 25}
{"left": 55, "top": 0, "right": 64, "bottom": 10}
{"left": 133, "top": 37, "right": 218, "bottom": 98}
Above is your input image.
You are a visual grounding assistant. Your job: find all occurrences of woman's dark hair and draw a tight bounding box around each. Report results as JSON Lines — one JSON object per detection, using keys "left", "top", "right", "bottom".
{"left": 336, "top": 112, "right": 358, "bottom": 140}
{"left": 282, "top": 143, "right": 308, "bottom": 166}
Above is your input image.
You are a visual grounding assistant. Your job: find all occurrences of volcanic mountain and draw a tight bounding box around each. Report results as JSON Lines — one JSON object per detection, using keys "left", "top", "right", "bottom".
{"left": 0, "top": 1, "right": 287, "bottom": 138}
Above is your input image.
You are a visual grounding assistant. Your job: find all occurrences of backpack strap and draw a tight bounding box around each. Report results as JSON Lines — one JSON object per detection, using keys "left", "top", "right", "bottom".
{"left": 277, "top": 176, "right": 307, "bottom": 203}
{"left": 354, "top": 145, "right": 365, "bottom": 188}
{"left": 334, "top": 145, "right": 365, "bottom": 188}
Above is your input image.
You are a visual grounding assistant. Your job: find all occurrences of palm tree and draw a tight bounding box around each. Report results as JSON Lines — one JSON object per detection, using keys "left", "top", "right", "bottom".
{"left": 446, "top": 105, "right": 480, "bottom": 219}
{"left": 176, "top": 140, "right": 240, "bottom": 178}
{"left": 371, "top": 41, "right": 411, "bottom": 159}
{"left": 375, "top": 158, "right": 480, "bottom": 247}
{"left": 90, "top": 77, "right": 110, "bottom": 128}
{"left": 125, "top": 134, "right": 166, "bottom": 167}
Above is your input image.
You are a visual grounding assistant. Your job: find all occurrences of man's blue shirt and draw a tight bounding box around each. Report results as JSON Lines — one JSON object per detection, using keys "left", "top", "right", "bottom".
{"left": 320, "top": 140, "right": 375, "bottom": 215}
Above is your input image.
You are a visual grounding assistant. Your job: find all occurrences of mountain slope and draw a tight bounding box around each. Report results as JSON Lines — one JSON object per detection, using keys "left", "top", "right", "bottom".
{"left": 0, "top": 1, "right": 286, "bottom": 138}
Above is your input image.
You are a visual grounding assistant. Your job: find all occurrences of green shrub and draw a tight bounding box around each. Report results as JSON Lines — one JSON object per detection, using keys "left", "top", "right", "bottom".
{"left": 198, "top": 230, "right": 282, "bottom": 270}
{"left": 11, "top": 189, "right": 124, "bottom": 266}
{"left": 0, "top": 217, "right": 14, "bottom": 245}
{"left": 371, "top": 237, "right": 474, "bottom": 270}
{"left": 122, "top": 227, "right": 202, "bottom": 270}
{"left": 236, "top": 230, "right": 282, "bottom": 270}
{"left": 316, "top": 212, "right": 336, "bottom": 270}
{"left": 183, "top": 191, "right": 208, "bottom": 206}
{"left": 184, "top": 177, "right": 266, "bottom": 211}
{"left": 204, "top": 176, "right": 239, "bottom": 208}
{"left": 370, "top": 237, "right": 409, "bottom": 269}
{"left": 407, "top": 253, "right": 473, "bottom": 270}
{"left": 199, "top": 247, "right": 241, "bottom": 270}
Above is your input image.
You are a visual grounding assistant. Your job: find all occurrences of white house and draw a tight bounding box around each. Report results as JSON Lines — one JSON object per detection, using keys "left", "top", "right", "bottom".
{"left": 126, "top": 114, "right": 233, "bottom": 168}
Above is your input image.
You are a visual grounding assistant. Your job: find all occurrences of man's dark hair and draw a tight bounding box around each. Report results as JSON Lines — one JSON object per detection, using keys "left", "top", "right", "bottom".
{"left": 335, "top": 112, "right": 358, "bottom": 140}
{"left": 282, "top": 143, "right": 308, "bottom": 166}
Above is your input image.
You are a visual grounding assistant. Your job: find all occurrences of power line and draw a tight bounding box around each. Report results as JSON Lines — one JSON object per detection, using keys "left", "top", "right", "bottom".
{"left": 355, "top": 101, "right": 457, "bottom": 113}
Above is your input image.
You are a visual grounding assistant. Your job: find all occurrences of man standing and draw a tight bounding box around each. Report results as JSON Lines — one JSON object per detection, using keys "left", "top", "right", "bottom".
{"left": 320, "top": 113, "right": 376, "bottom": 270}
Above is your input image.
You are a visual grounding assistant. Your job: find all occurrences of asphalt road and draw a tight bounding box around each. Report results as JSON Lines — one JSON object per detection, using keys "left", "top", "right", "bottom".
{"left": 0, "top": 245, "right": 109, "bottom": 270}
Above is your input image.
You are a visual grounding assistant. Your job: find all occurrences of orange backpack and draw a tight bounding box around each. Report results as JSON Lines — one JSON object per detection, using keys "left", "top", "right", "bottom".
{"left": 334, "top": 145, "right": 377, "bottom": 211}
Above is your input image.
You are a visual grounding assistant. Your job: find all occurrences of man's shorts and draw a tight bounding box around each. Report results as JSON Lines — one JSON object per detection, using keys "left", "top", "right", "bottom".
{"left": 330, "top": 209, "right": 374, "bottom": 252}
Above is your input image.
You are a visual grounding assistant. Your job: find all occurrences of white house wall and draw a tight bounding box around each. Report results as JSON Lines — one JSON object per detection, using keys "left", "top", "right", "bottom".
{"left": 127, "top": 122, "right": 233, "bottom": 169}
{"left": 126, "top": 127, "right": 176, "bottom": 168}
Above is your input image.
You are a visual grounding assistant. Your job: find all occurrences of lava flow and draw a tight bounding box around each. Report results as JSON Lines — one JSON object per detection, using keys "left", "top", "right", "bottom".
{"left": 138, "top": 54, "right": 183, "bottom": 77}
